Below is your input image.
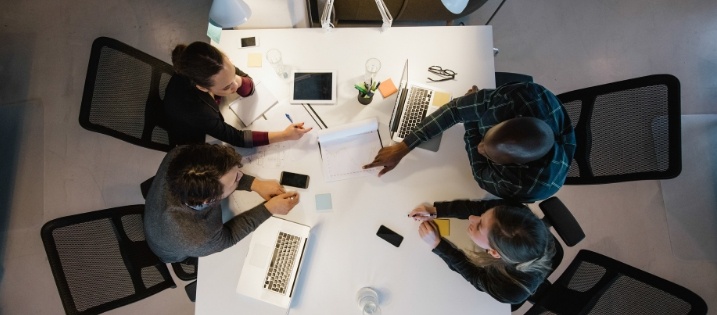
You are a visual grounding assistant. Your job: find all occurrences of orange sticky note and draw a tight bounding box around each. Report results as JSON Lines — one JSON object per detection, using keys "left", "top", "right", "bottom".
{"left": 378, "top": 78, "right": 398, "bottom": 98}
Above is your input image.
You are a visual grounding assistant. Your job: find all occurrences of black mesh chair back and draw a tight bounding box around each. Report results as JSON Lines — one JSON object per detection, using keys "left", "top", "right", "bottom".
{"left": 512, "top": 197, "right": 585, "bottom": 311}
{"left": 526, "top": 249, "right": 708, "bottom": 315}
{"left": 306, "top": 0, "right": 488, "bottom": 26}
{"left": 557, "top": 74, "right": 681, "bottom": 185}
{"left": 80, "top": 37, "right": 174, "bottom": 152}
{"left": 41, "top": 205, "right": 176, "bottom": 315}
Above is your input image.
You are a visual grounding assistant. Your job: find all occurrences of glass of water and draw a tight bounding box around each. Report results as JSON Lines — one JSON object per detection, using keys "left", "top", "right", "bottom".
{"left": 266, "top": 48, "right": 289, "bottom": 79}
{"left": 364, "top": 58, "right": 381, "bottom": 85}
{"left": 356, "top": 287, "right": 381, "bottom": 315}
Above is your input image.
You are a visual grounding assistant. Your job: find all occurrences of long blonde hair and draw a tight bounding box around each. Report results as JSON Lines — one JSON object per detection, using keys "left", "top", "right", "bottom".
{"left": 464, "top": 205, "right": 555, "bottom": 295}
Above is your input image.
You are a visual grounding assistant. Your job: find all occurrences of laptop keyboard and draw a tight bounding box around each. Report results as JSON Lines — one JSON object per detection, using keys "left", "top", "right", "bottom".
{"left": 263, "top": 232, "right": 301, "bottom": 294}
{"left": 398, "top": 87, "right": 433, "bottom": 138}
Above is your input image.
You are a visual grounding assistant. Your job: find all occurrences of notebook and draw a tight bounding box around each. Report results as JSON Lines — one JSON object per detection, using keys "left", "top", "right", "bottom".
{"left": 229, "top": 80, "right": 278, "bottom": 126}
{"left": 388, "top": 60, "right": 452, "bottom": 152}
{"left": 236, "top": 216, "right": 311, "bottom": 309}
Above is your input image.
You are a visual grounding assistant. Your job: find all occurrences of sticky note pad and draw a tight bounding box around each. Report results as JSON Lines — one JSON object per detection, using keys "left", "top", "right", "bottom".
{"left": 378, "top": 78, "right": 398, "bottom": 98}
{"left": 315, "top": 193, "right": 333, "bottom": 212}
{"left": 207, "top": 22, "right": 222, "bottom": 43}
{"left": 248, "top": 53, "right": 262, "bottom": 67}
{"left": 434, "top": 219, "right": 450, "bottom": 237}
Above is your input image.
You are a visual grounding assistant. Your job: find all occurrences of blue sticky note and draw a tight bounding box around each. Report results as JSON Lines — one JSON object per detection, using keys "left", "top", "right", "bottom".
{"left": 207, "top": 21, "right": 222, "bottom": 43}
{"left": 315, "top": 193, "right": 332, "bottom": 212}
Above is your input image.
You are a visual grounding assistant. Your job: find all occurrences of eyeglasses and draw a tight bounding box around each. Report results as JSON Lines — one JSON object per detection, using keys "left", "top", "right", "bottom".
{"left": 428, "top": 66, "right": 457, "bottom": 82}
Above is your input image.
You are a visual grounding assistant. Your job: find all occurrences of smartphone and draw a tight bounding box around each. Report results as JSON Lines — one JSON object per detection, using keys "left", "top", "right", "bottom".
{"left": 376, "top": 225, "right": 403, "bottom": 247}
{"left": 280, "top": 171, "right": 310, "bottom": 189}
{"left": 240, "top": 36, "right": 258, "bottom": 48}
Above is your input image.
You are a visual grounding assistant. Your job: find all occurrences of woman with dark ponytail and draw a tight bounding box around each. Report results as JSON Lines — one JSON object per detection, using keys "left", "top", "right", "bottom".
{"left": 165, "top": 42, "right": 311, "bottom": 148}
{"left": 409, "top": 199, "right": 555, "bottom": 304}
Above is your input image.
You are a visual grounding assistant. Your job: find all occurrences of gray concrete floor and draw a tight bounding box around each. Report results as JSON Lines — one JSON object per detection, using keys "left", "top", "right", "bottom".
{"left": 1, "top": 0, "right": 715, "bottom": 314}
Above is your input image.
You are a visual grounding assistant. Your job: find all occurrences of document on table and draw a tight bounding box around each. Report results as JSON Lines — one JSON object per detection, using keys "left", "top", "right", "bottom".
{"left": 240, "top": 101, "right": 319, "bottom": 168}
{"left": 229, "top": 79, "right": 278, "bottom": 126}
{"left": 317, "top": 118, "right": 382, "bottom": 182}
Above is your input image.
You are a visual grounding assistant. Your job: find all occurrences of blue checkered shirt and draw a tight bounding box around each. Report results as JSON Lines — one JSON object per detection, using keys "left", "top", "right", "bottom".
{"left": 403, "top": 82, "right": 576, "bottom": 202}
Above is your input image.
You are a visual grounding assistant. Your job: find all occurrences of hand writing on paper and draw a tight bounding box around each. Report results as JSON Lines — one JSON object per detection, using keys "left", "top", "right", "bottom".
{"left": 418, "top": 221, "right": 441, "bottom": 249}
{"left": 408, "top": 204, "right": 437, "bottom": 222}
{"left": 362, "top": 142, "right": 410, "bottom": 176}
{"left": 251, "top": 179, "right": 285, "bottom": 201}
{"left": 269, "top": 123, "right": 313, "bottom": 143}
{"left": 265, "top": 192, "right": 300, "bottom": 215}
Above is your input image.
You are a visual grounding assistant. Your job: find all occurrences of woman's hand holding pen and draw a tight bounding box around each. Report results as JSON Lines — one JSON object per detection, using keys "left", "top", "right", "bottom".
{"left": 269, "top": 122, "right": 313, "bottom": 142}
{"left": 408, "top": 204, "right": 437, "bottom": 222}
{"left": 282, "top": 122, "right": 312, "bottom": 140}
{"left": 418, "top": 221, "right": 441, "bottom": 249}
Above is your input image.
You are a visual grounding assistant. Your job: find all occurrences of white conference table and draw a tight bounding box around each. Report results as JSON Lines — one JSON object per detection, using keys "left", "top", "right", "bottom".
{"left": 197, "top": 26, "right": 503, "bottom": 315}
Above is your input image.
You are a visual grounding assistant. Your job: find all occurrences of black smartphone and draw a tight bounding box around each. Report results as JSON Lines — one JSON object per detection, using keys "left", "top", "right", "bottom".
{"left": 280, "top": 171, "right": 310, "bottom": 189}
{"left": 376, "top": 225, "right": 403, "bottom": 247}
{"left": 240, "top": 37, "right": 257, "bottom": 48}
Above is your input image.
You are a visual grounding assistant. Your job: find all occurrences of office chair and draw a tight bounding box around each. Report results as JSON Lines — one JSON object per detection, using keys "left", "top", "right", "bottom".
{"left": 525, "top": 249, "right": 708, "bottom": 315}
{"left": 80, "top": 36, "right": 174, "bottom": 152}
{"left": 511, "top": 197, "right": 586, "bottom": 311}
{"left": 306, "top": 0, "right": 488, "bottom": 27}
{"left": 41, "top": 204, "right": 176, "bottom": 315}
{"left": 557, "top": 74, "right": 681, "bottom": 185}
{"left": 172, "top": 257, "right": 198, "bottom": 302}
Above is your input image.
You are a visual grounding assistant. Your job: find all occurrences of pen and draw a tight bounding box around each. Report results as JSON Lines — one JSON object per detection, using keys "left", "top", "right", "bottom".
{"left": 354, "top": 84, "right": 368, "bottom": 94}
{"left": 408, "top": 213, "right": 437, "bottom": 218}
{"left": 285, "top": 113, "right": 293, "bottom": 123}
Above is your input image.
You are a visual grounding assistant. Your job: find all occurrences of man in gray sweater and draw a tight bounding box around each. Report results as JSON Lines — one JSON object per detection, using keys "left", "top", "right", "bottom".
{"left": 144, "top": 144, "right": 299, "bottom": 263}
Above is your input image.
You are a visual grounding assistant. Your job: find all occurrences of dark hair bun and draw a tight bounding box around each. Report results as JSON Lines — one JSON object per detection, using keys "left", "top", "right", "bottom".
{"left": 171, "top": 44, "right": 188, "bottom": 67}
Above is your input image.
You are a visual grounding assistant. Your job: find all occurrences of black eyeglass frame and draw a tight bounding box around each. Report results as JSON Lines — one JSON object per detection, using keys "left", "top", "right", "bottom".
{"left": 428, "top": 66, "right": 457, "bottom": 82}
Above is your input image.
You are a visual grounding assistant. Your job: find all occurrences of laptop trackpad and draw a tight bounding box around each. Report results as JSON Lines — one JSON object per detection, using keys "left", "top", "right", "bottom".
{"left": 250, "top": 244, "right": 272, "bottom": 268}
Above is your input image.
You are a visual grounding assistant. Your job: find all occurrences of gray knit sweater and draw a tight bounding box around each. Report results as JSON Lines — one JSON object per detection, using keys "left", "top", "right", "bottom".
{"left": 144, "top": 147, "right": 272, "bottom": 263}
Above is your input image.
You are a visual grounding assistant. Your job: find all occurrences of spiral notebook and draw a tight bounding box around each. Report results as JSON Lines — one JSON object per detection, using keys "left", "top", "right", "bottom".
{"left": 317, "top": 118, "right": 382, "bottom": 182}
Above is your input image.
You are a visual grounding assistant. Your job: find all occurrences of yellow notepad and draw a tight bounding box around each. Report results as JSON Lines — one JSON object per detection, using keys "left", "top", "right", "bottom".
{"left": 434, "top": 219, "right": 450, "bottom": 237}
{"left": 248, "top": 53, "right": 262, "bottom": 67}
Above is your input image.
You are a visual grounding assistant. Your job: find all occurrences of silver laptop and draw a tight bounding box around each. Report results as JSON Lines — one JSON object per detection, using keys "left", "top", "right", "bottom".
{"left": 236, "top": 216, "right": 310, "bottom": 309}
{"left": 388, "top": 60, "right": 452, "bottom": 151}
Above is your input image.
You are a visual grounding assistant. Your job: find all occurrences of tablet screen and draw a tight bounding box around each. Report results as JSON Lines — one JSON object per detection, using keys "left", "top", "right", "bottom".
{"left": 293, "top": 72, "right": 333, "bottom": 101}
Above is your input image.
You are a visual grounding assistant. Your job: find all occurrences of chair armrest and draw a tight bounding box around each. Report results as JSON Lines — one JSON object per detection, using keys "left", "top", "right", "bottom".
{"left": 539, "top": 197, "right": 585, "bottom": 247}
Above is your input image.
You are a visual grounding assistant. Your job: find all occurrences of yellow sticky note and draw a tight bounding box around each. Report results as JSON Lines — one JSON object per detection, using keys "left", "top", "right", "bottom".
{"left": 431, "top": 91, "right": 451, "bottom": 107}
{"left": 248, "top": 53, "right": 262, "bottom": 67}
{"left": 434, "top": 219, "right": 450, "bottom": 237}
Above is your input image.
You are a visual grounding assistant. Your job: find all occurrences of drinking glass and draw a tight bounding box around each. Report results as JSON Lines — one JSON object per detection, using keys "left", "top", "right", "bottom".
{"left": 356, "top": 287, "right": 381, "bottom": 315}
{"left": 364, "top": 58, "right": 381, "bottom": 85}
{"left": 266, "top": 49, "right": 289, "bottom": 79}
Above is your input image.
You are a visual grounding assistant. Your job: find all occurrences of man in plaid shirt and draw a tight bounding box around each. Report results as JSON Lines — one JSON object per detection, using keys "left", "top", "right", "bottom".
{"left": 364, "top": 82, "right": 576, "bottom": 202}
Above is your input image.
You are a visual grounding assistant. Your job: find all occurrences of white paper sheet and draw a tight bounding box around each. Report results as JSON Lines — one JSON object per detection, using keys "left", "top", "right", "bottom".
{"left": 240, "top": 101, "right": 319, "bottom": 169}
{"left": 317, "top": 118, "right": 382, "bottom": 182}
